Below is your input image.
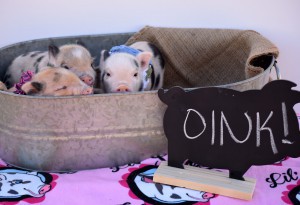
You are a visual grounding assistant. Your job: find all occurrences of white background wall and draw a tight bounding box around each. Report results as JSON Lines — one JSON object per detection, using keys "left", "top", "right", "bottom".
{"left": 0, "top": 0, "right": 299, "bottom": 111}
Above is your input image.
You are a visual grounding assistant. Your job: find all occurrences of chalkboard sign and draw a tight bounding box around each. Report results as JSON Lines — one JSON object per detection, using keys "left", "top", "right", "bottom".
{"left": 158, "top": 80, "right": 300, "bottom": 180}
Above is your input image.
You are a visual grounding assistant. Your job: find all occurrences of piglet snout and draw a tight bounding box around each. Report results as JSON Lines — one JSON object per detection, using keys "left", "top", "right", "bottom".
{"left": 81, "top": 86, "right": 93, "bottom": 95}
{"left": 116, "top": 85, "right": 130, "bottom": 92}
{"left": 203, "top": 193, "right": 214, "bottom": 199}
{"left": 80, "top": 75, "right": 94, "bottom": 86}
{"left": 39, "top": 184, "right": 51, "bottom": 195}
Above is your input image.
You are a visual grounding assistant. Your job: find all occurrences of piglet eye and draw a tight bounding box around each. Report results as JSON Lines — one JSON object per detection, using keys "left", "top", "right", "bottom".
{"left": 61, "top": 64, "right": 69, "bottom": 69}
{"left": 134, "top": 73, "right": 138, "bottom": 77}
{"left": 55, "top": 86, "right": 67, "bottom": 91}
{"left": 106, "top": 72, "right": 111, "bottom": 77}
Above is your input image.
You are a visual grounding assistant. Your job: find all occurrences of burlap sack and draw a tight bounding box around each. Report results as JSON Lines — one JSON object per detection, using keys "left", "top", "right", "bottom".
{"left": 126, "top": 26, "right": 279, "bottom": 89}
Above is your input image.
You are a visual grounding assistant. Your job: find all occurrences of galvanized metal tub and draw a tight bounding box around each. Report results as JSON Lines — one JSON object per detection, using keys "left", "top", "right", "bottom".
{"left": 0, "top": 33, "right": 275, "bottom": 171}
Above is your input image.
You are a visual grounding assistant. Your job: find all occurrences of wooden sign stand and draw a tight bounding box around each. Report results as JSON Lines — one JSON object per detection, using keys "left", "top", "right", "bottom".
{"left": 154, "top": 161, "right": 256, "bottom": 200}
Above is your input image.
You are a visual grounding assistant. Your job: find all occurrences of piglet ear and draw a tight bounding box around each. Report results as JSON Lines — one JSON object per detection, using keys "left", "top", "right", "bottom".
{"left": 136, "top": 52, "right": 153, "bottom": 70}
{"left": 21, "top": 81, "right": 44, "bottom": 95}
{"left": 75, "top": 40, "right": 86, "bottom": 48}
{"left": 99, "top": 50, "right": 110, "bottom": 71}
{"left": 26, "top": 171, "right": 38, "bottom": 176}
{"left": 48, "top": 44, "right": 60, "bottom": 58}
{"left": 101, "top": 50, "right": 110, "bottom": 61}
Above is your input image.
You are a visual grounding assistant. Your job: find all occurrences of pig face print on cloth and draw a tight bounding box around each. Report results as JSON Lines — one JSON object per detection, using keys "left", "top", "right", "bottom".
{"left": 0, "top": 167, "right": 56, "bottom": 203}
{"left": 120, "top": 165, "right": 216, "bottom": 205}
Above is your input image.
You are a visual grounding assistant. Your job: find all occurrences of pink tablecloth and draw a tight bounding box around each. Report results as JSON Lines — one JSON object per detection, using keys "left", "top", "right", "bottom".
{"left": 0, "top": 115, "right": 300, "bottom": 205}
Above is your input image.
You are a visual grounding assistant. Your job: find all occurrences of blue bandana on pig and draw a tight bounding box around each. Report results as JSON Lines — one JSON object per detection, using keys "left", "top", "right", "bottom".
{"left": 109, "top": 45, "right": 153, "bottom": 90}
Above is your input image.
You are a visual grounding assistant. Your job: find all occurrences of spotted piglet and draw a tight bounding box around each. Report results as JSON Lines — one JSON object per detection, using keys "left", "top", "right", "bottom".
{"left": 0, "top": 81, "right": 7, "bottom": 91}
{"left": 99, "top": 41, "right": 165, "bottom": 93}
{"left": 4, "top": 43, "right": 96, "bottom": 88}
{"left": 21, "top": 67, "right": 93, "bottom": 96}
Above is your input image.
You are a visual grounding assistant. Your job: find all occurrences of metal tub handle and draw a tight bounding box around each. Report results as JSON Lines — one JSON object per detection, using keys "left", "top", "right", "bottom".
{"left": 273, "top": 60, "right": 281, "bottom": 80}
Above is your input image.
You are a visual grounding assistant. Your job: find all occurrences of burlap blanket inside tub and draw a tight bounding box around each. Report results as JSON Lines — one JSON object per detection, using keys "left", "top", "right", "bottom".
{"left": 126, "top": 26, "right": 279, "bottom": 89}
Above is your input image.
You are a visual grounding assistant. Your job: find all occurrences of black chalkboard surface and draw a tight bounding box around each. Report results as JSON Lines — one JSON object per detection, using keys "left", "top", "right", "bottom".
{"left": 158, "top": 80, "right": 300, "bottom": 180}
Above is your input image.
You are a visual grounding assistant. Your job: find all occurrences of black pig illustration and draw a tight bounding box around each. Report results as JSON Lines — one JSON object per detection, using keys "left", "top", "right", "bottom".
{"left": 158, "top": 80, "right": 300, "bottom": 180}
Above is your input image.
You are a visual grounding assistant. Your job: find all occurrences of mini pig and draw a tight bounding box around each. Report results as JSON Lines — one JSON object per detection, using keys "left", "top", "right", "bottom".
{"left": 99, "top": 41, "right": 164, "bottom": 93}
{"left": 21, "top": 67, "right": 93, "bottom": 96}
{"left": 4, "top": 43, "right": 96, "bottom": 88}
{"left": 0, "top": 81, "right": 7, "bottom": 91}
